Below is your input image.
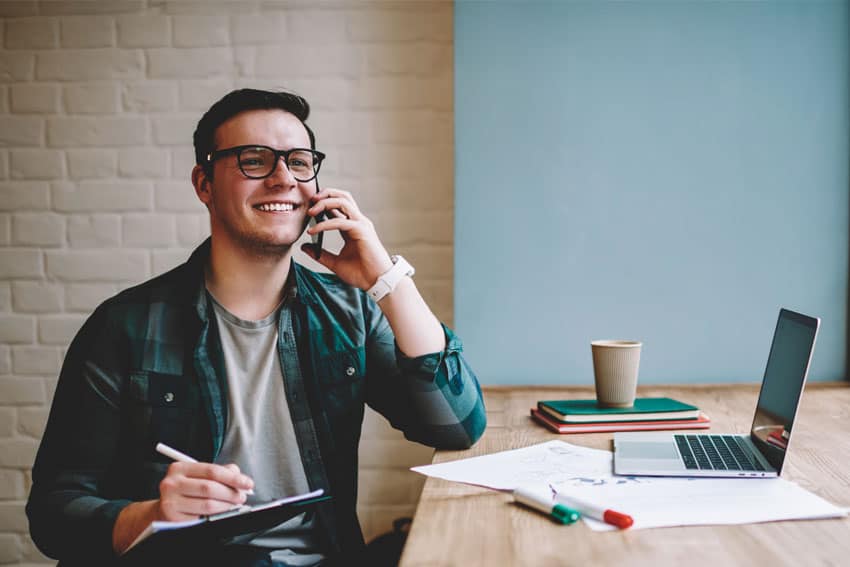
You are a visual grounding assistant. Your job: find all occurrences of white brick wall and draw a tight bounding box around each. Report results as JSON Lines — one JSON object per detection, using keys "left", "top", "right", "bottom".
{"left": 0, "top": 2, "right": 454, "bottom": 564}
{"left": 63, "top": 83, "right": 121, "bottom": 114}
{"left": 10, "top": 149, "right": 64, "bottom": 180}
{"left": 0, "top": 117, "right": 43, "bottom": 146}
{"left": 9, "top": 84, "right": 59, "bottom": 114}
{"left": 66, "top": 149, "right": 118, "bottom": 179}
{"left": 60, "top": 16, "right": 115, "bottom": 49}
{"left": 0, "top": 182, "right": 51, "bottom": 211}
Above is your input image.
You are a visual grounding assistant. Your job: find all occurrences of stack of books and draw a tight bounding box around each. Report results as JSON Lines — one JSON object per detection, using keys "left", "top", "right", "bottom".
{"left": 531, "top": 397, "right": 711, "bottom": 434}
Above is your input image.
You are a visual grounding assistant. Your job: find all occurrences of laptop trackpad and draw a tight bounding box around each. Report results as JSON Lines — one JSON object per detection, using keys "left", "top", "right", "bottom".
{"left": 619, "top": 441, "right": 679, "bottom": 460}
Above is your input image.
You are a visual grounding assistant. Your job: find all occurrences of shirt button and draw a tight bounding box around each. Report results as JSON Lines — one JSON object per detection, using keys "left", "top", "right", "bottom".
{"left": 164, "top": 392, "right": 174, "bottom": 403}
{"left": 345, "top": 366, "right": 355, "bottom": 376}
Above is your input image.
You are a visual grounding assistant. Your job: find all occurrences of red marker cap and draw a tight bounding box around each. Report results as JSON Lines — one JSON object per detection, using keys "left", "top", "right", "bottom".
{"left": 603, "top": 509, "right": 634, "bottom": 529}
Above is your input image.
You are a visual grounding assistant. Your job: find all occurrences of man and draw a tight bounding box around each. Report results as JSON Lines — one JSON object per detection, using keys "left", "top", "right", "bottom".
{"left": 26, "top": 89, "right": 486, "bottom": 566}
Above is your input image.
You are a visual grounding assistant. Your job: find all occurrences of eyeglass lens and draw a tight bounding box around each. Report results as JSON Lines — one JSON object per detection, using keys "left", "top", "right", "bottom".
{"left": 238, "top": 147, "right": 319, "bottom": 181}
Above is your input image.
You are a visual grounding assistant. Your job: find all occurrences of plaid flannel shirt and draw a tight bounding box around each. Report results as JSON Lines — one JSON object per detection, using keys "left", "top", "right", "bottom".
{"left": 26, "top": 239, "right": 486, "bottom": 565}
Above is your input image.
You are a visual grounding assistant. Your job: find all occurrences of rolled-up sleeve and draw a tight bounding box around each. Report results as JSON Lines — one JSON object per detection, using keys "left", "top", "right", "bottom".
{"left": 365, "top": 315, "right": 487, "bottom": 450}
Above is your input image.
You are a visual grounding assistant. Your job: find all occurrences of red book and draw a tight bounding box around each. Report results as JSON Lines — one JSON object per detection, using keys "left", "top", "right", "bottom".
{"left": 766, "top": 429, "right": 788, "bottom": 449}
{"left": 531, "top": 407, "right": 711, "bottom": 434}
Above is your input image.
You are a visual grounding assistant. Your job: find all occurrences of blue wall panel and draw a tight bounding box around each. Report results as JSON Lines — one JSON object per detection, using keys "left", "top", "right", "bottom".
{"left": 455, "top": 1, "right": 849, "bottom": 384}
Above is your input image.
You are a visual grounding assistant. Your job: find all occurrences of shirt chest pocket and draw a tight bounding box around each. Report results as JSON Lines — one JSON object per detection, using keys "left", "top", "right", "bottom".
{"left": 128, "top": 371, "right": 200, "bottom": 451}
{"left": 315, "top": 347, "right": 365, "bottom": 418}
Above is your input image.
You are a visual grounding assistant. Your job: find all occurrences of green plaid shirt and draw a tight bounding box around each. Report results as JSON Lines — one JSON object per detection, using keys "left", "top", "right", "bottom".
{"left": 26, "top": 239, "right": 486, "bottom": 565}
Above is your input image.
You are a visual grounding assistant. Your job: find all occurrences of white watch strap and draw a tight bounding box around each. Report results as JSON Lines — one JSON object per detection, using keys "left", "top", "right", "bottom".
{"left": 367, "top": 255, "right": 415, "bottom": 302}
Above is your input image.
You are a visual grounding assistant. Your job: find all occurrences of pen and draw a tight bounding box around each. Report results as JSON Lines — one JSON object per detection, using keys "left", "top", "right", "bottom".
{"left": 549, "top": 485, "right": 633, "bottom": 529}
{"left": 155, "top": 442, "right": 197, "bottom": 463}
{"left": 513, "top": 486, "right": 580, "bottom": 525}
{"left": 156, "top": 442, "right": 254, "bottom": 495}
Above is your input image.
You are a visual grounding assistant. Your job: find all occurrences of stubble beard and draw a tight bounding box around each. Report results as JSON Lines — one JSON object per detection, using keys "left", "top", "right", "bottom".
{"left": 225, "top": 215, "right": 311, "bottom": 260}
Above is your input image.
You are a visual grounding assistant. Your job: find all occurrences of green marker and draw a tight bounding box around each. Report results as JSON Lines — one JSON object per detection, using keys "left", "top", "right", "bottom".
{"left": 513, "top": 486, "right": 581, "bottom": 524}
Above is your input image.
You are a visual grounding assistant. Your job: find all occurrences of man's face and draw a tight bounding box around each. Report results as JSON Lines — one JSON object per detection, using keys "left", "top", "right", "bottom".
{"left": 194, "top": 109, "right": 315, "bottom": 256}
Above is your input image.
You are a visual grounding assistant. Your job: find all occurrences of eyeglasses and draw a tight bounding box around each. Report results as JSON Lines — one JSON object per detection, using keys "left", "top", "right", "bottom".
{"left": 206, "top": 145, "right": 326, "bottom": 182}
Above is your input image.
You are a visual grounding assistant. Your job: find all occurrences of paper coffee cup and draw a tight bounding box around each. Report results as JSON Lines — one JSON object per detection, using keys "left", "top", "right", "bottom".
{"left": 591, "top": 340, "right": 641, "bottom": 408}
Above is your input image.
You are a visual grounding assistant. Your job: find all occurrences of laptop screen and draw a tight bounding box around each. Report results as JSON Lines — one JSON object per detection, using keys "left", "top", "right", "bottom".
{"left": 750, "top": 309, "right": 819, "bottom": 472}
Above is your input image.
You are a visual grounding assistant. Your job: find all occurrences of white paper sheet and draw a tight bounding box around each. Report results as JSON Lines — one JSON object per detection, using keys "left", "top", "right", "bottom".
{"left": 411, "top": 440, "right": 614, "bottom": 490}
{"left": 557, "top": 476, "right": 847, "bottom": 531}
{"left": 411, "top": 440, "right": 847, "bottom": 530}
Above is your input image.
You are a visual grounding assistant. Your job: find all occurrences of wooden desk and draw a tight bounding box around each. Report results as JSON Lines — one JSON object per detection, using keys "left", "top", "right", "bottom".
{"left": 399, "top": 384, "right": 850, "bottom": 566}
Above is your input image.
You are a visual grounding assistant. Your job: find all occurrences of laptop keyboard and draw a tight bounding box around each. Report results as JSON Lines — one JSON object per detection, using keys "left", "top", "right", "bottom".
{"left": 674, "top": 435, "right": 765, "bottom": 471}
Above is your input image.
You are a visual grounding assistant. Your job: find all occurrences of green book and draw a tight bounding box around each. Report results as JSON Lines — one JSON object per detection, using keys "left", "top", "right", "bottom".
{"left": 537, "top": 397, "right": 700, "bottom": 423}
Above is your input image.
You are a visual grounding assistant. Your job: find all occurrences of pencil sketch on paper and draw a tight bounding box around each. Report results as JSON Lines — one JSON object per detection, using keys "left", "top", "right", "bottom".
{"left": 411, "top": 440, "right": 623, "bottom": 490}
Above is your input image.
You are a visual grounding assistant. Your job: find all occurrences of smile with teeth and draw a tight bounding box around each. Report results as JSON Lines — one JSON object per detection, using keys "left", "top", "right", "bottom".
{"left": 255, "top": 202, "right": 296, "bottom": 212}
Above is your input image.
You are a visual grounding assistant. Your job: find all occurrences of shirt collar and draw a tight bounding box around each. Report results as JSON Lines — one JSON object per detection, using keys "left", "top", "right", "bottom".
{"left": 188, "top": 238, "right": 314, "bottom": 322}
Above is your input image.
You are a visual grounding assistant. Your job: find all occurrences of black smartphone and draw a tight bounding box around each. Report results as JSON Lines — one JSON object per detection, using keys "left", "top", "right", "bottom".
{"left": 309, "top": 176, "right": 324, "bottom": 259}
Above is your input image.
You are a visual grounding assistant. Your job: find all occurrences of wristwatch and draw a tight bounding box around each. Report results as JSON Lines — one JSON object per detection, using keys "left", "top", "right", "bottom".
{"left": 367, "top": 255, "right": 415, "bottom": 302}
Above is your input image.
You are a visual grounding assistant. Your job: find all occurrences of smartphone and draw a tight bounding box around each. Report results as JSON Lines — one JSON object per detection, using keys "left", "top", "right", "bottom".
{"left": 309, "top": 176, "right": 324, "bottom": 259}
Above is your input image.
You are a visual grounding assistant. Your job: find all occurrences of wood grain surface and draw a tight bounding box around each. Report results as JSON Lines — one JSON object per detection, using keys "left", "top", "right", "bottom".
{"left": 399, "top": 384, "right": 850, "bottom": 566}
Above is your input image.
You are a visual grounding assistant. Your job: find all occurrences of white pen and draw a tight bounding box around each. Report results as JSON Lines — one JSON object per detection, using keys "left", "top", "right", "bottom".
{"left": 156, "top": 442, "right": 254, "bottom": 495}
{"left": 155, "top": 442, "right": 197, "bottom": 463}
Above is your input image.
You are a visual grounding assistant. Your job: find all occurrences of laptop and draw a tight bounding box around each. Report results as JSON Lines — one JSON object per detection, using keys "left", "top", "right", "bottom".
{"left": 613, "top": 308, "right": 820, "bottom": 478}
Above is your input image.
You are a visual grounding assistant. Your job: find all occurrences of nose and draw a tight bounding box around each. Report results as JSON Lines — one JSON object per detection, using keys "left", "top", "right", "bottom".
{"left": 265, "top": 156, "right": 297, "bottom": 187}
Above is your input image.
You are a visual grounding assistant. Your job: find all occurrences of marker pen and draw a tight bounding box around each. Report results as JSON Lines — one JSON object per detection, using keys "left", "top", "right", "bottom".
{"left": 551, "top": 490, "right": 633, "bottom": 529}
{"left": 513, "top": 486, "right": 580, "bottom": 525}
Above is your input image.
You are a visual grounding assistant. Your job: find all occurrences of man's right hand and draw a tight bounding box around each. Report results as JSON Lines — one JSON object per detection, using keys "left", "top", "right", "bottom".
{"left": 111, "top": 462, "right": 255, "bottom": 554}
{"left": 157, "top": 461, "right": 254, "bottom": 521}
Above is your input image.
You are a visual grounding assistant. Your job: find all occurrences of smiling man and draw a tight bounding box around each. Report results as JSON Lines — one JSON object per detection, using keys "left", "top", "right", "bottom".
{"left": 26, "top": 89, "right": 486, "bottom": 566}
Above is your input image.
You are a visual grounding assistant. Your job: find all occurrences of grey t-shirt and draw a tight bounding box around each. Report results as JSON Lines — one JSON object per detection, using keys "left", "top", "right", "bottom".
{"left": 210, "top": 293, "right": 324, "bottom": 566}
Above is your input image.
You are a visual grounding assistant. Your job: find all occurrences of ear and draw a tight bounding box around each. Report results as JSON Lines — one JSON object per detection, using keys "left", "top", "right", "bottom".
{"left": 191, "top": 164, "right": 213, "bottom": 208}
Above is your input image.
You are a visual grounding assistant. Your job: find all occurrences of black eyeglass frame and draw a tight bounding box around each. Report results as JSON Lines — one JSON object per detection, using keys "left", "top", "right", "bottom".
{"left": 206, "top": 145, "right": 327, "bottom": 182}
